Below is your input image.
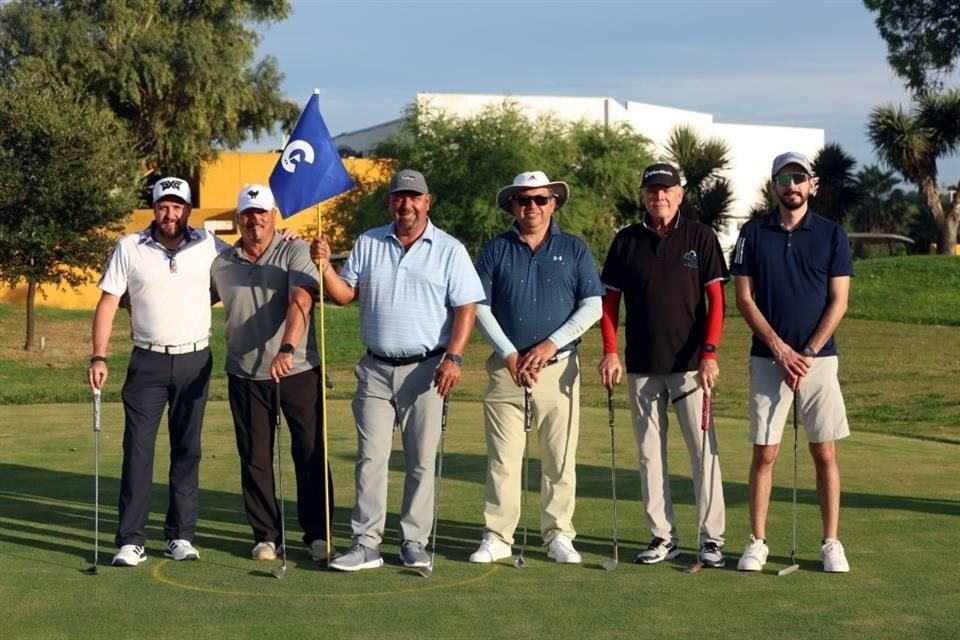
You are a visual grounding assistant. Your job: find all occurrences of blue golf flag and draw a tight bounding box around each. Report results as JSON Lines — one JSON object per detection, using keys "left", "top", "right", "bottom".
{"left": 270, "top": 90, "right": 354, "bottom": 219}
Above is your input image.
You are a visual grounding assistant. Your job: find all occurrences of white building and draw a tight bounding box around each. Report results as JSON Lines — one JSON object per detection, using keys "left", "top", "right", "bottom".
{"left": 333, "top": 93, "right": 825, "bottom": 248}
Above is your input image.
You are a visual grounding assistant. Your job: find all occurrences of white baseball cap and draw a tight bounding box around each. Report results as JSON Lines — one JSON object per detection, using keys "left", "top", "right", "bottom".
{"left": 152, "top": 177, "right": 192, "bottom": 205}
{"left": 237, "top": 184, "right": 276, "bottom": 213}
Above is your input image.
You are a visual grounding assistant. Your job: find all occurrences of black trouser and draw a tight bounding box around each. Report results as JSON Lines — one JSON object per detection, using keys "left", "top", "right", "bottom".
{"left": 116, "top": 348, "right": 212, "bottom": 547}
{"left": 227, "top": 367, "right": 334, "bottom": 546}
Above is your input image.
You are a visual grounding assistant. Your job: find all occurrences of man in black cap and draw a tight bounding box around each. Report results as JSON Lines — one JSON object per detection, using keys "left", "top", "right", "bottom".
{"left": 597, "top": 163, "right": 730, "bottom": 567}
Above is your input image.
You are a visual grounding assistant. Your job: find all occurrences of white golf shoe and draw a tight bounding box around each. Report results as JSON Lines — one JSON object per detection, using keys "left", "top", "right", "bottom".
{"left": 112, "top": 545, "right": 147, "bottom": 567}
{"left": 252, "top": 541, "right": 277, "bottom": 561}
{"left": 468, "top": 538, "right": 512, "bottom": 563}
{"left": 164, "top": 539, "right": 200, "bottom": 561}
{"left": 821, "top": 538, "right": 850, "bottom": 573}
{"left": 547, "top": 534, "right": 582, "bottom": 564}
{"left": 737, "top": 535, "right": 769, "bottom": 571}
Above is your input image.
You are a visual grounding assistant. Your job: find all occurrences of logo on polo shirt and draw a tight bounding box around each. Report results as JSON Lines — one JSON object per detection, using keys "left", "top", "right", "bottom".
{"left": 552, "top": 255, "right": 563, "bottom": 262}
{"left": 682, "top": 250, "right": 699, "bottom": 269}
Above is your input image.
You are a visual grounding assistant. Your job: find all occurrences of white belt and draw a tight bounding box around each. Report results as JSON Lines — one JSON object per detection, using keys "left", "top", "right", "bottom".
{"left": 133, "top": 338, "right": 210, "bottom": 355}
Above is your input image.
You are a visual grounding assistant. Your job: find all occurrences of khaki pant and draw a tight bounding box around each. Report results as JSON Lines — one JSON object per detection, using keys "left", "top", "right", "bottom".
{"left": 481, "top": 352, "right": 581, "bottom": 546}
{"left": 628, "top": 371, "right": 725, "bottom": 546}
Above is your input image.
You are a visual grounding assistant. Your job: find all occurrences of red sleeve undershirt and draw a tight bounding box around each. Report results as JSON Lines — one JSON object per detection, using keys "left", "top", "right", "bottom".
{"left": 600, "top": 289, "right": 620, "bottom": 355}
{"left": 701, "top": 280, "right": 725, "bottom": 360}
{"left": 601, "top": 283, "right": 725, "bottom": 359}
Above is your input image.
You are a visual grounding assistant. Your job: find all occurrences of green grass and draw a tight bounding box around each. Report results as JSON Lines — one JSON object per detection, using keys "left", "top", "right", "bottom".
{"left": 845, "top": 255, "right": 960, "bottom": 326}
{"left": 0, "top": 401, "right": 958, "bottom": 639}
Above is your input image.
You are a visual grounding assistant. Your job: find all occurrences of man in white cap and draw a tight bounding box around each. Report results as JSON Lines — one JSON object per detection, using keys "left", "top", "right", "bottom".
{"left": 313, "top": 169, "right": 484, "bottom": 572}
{"left": 88, "top": 177, "right": 226, "bottom": 567}
{"left": 210, "top": 184, "right": 334, "bottom": 564}
{"left": 732, "top": 151, "right": 853, "bottom": 573}
{"left": 468, "top": 171, "right": 603, "bottom": 565}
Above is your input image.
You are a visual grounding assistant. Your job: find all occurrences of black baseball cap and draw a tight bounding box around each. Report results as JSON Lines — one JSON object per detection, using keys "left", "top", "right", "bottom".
{"left": 641, "top": 163, "right": 681, "bottom": 188}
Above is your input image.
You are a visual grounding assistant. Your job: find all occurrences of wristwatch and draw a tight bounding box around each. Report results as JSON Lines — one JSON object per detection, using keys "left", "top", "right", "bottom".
{"left": 701, "top": 344, "right": 717, "bottom": 354}
{"left": 443, "top": 353, "right": 463, "bottom": 367}
{"left": 801, "top": 346, "right": 818, "bottom": 357}
{"left": 279, "top": 343, "right": 295, "bottom": 355}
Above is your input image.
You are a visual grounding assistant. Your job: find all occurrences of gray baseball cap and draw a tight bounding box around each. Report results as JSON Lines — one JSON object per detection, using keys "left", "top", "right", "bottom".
{"left": 771, "top": 151, "right": 814, "bottom": 177}
{"left": 389, "top": 169, "right": 429, "bottom": 194}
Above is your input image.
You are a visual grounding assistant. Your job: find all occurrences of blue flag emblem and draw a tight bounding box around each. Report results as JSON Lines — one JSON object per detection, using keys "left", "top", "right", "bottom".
{"left": 269, "top": 90, "right": 354, "bottom": 219}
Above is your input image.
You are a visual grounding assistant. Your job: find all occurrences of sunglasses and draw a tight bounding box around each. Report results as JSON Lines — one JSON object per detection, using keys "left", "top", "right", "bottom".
{"left": 514, "top": 194, "right": 554, "bottom": 207}
{"left": 774, "top": 173, "right": 810, "bottom": 187}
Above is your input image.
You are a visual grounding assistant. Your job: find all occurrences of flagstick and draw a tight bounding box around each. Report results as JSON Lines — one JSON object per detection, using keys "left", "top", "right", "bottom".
{"left": 316, "top": 203, "right": 333, "bottom": 565}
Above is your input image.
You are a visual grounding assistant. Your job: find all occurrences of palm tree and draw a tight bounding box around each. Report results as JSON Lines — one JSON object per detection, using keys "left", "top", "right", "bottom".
{"left": 664, "top": 125, "right": 734, "bottom": 231}
{"left": 868, "top": 89, "right": 960, "bottom": 254}
{"left": 852, "top": 165, "right": 911, "bottom": 234}
{"left": 811, "top": 143, "right": 862, "bottom": 224}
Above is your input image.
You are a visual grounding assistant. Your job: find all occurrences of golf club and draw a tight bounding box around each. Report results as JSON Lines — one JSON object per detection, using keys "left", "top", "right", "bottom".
{"left": 513, "top": 386, "right": 533, "bottom": 570}
{"left": 601, "top": 387, "right": 619, "bottom": 571}
{"left": 778, "top": 388, "right": 801, "bottom": 577}
{"left": 419, "top": 394, "right": 450, "bottom": 578}
{"left": 272, "top": 381, "right": 287, "bottom": 579}
{"left": 685, "top": 391, "right": 712, "bottom": 574}
{"left": 83, "top": 389, "right": 102, "bottom": 576}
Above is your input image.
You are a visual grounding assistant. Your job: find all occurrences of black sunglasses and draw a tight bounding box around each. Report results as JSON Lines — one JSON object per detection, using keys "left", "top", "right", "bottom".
{"left": 514, "top": 194, "right": 554, "bottom": 207}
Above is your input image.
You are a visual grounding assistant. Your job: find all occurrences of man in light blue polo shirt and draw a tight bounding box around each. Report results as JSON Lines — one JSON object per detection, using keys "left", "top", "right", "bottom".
{"left": 314, "top": 169, "right": 484, "bottom": 571}
{"left": 469, "top": 171, "right": 603, "bottom": 565}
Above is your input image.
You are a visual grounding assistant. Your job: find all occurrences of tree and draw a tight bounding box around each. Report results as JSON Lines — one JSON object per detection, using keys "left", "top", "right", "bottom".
{"left": 0, "top": 0, "right": 298, "bottom": 181}
{"left": 663, "top": 125, "right": 734, "bottom": 231}
{"left": 0, "top": 68, "right": 141, "bottom": 350}
{"left": 851, "top": 165, "right": 912, "bottom": 233}
{"left": 810, "top": 143, "right": 862, "bottom": 224}
{"left": 329, "top": 101, "right": 655, "bottom": 260}
{"left": 868, "top": 90, "right": 960, "bottom": 254}
{"left": 864, "top": 0, "right": 960, "bottom": 92}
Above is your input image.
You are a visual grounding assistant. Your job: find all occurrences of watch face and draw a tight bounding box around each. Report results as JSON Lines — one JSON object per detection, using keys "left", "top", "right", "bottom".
{"left": 702, "top": 344, "right": 717, "bottom": 353}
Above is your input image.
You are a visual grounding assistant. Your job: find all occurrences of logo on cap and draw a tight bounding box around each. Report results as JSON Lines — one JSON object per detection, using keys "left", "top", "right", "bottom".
{"left": 247, "top": 190, "right": 259, "bottom": 198}
{"left": 160, "top": 179, "right": 183, "bottom": 191}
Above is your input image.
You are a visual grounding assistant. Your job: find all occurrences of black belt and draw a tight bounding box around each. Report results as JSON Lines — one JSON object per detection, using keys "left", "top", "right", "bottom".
{"left": 367, "top": 347, "right": 444, "bottom": 366}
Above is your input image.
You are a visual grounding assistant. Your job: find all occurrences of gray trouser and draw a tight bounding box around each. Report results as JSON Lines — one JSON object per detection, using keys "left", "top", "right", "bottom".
{"left": 628, "top": 371, "right": 725, "bottom": 546}
{"left": 349, "top": 353, "right": 443, "bottom": 548}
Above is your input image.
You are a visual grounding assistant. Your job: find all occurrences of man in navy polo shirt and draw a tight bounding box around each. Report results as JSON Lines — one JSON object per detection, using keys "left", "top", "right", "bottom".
{"left": 597, "top": 163, "right": 729, "bottom": 568}
{"left": 731, "top": 151, "right": 853, "bottom": 573}
{"left": 468, "top": 171, "right": 603, "bottom": 565}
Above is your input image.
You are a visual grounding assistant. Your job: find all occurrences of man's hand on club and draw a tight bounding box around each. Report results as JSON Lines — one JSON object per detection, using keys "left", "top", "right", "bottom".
{"left": 88, "top": 361, "right": 108, "bottom": 392}
{"left": 697, "top": 358, "right": 719, "bottom": 394}
{"left": 597, "top": 353, "right": 622, "bottom": 390}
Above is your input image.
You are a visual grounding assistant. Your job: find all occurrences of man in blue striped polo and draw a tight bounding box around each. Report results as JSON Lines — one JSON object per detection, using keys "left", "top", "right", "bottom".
{"left": 314, "top": 169, "right": 484, "bottom": 571}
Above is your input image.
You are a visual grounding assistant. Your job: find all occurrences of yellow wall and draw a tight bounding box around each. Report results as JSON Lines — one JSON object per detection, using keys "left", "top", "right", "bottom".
{"left": 0, "top": 153, "right": 390, "bottom": 310}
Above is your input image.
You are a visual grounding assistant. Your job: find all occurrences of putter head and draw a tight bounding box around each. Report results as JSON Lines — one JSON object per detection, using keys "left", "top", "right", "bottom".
{"left": 271, "top": 565, "right": 286, "bottom": 579}
{"left": 417, "top": 565, "right": 433, "bottom": 579}
{"left": 512, "top": 555, "right": 527, "bottom": 569}
{"left": 601, "top": 558, "right": 618, "bottom": 571}
{"left": 683, "top": 561, "right": 704, "bottom": 574}
{"left": 82, "top": 565, "right": 98, "bottom": 576}
{"left": 777, "top": 563, "right": 800, "bottom": 576}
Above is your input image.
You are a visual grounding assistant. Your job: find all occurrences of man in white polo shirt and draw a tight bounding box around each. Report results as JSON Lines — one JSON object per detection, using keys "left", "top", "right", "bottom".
{"left": 88, "top": 177, "right": 226, "bottom": 567}
{"left": 313, "top": 169, "right": 484, "bottom": 571}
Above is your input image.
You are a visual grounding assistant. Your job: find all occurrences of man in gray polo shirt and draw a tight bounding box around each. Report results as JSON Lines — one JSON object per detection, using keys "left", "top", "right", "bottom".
{"left": 313, "top": 169, "right": 484, "bottom": 571}
{"left": 210, "top": 184, "right": 334, "bottom": 563}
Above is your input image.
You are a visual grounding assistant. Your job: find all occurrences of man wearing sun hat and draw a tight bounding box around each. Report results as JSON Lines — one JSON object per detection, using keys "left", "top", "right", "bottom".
{"left": 468, "top": 171, "right": 604, "bottom": 565}
{"left": 210, "top": 184, "right": 334, "bottom": 564}
{"left": 88, "top": 176, "right": 227, "bottom": 567}
{"left": 597, "top": 162, "right": 729, "bottom": 568}
{"left": 731, "top": 151, "right": 853, "bottom": 573}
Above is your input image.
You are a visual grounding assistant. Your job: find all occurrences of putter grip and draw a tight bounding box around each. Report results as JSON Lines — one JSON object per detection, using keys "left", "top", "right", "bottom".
{"left": 92, "top": 390, "right": 102, "bottom": 433}
{"left": 701, "top": 394, "right": 711, "bottom": 431}
{"left": 523, "top": 388, "right": 532, "bottom": 433}
{"left": 440, "top": 395, "right": 449, "bottom": 432}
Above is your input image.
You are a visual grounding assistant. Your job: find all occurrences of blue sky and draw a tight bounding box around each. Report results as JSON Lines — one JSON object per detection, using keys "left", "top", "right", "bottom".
{"left": 254, "top": 0, "right": 959, "bottom": 184}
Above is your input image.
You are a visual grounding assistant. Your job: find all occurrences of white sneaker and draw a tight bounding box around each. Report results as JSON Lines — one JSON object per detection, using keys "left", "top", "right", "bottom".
{"left": 737, "top": 535, "right": 769, "bottom": 571}
{"left": 252, "top": 541, "right": 276, "bottom": 561}
{"left": 547, "top": 534, "right": 582, "bottom": 564}
{"left": 112, "top": 545, "right": 147, "bottom": 567}
{"left": 468, "top": 538, "right": 512, "bottom": 563}
{"left": 821, "top": 538, "right": 850, "bottom": 573}
{"left": 309, "top": 539, "right": 334, "bottom": 562}
{"left": 634, "top": 537, "right": 680, "bottom": 564}
{"left": 164, "top": 539, "right": 200, "bottom": 561}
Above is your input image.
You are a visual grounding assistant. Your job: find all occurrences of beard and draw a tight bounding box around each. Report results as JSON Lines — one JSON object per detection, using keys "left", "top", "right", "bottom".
{"left": 155, "top": 217, "right": 185, "bottom": 240}
{"left": 776, "top": 190, "right": 808, "bottom": 211}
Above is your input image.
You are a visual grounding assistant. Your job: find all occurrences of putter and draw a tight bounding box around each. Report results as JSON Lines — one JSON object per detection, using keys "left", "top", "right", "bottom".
{"left": 685, "top": 392, "right": 712, "bottom": 574}
{"left": 601, "top": 387, "right": 619, "bottom": 571}
{"left": 419, "top": 394, "right": 450, "bottom": 578}
{"left": 272, "top": 382, "right": 287, "bottom": 579}
{"left": 83, "top": 389, "right": 102, "bottom": 576}
{"left": 513, "top": 387, "right": 533, "bottom": 569}
{"left": 778, "top": 388, "right": 801, "bottom": 577}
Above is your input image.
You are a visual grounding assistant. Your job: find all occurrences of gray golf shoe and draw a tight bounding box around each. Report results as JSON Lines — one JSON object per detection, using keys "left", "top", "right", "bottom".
{"left": 399, "top": 540, "right": 430, "bottom": 568}
{"left": 329, "top": 542, "right": 383, "bottom": 572}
